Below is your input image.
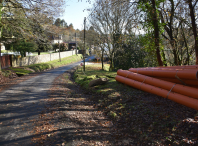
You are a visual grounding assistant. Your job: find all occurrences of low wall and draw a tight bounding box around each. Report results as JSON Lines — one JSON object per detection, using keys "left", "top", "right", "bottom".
{"left": 12, "top": 49, "right": 78, "bottom": 67}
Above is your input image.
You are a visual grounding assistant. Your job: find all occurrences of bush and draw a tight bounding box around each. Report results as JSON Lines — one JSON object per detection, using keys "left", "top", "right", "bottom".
{"left": 53, "top": 43, "right": 59, "bottom": 52}
{"left": 53, "top": 43, "right": 68, "bottom": 52}
{"left": 5, "top": 39, "right": 37, "bottom": 57}
{"left": 60, "top": 43, "right": 68, "bottom": 51}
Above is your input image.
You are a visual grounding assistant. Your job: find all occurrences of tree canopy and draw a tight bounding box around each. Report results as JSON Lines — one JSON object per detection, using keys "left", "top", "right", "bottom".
{"left": 0, "top": 0, "right": 65, "bottom": 63}
{"left": 87, "top": 0, "right": 198, "bottom": 68}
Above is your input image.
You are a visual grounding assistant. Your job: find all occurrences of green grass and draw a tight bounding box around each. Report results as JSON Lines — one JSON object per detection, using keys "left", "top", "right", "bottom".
{"left": 2, "top": 54, "right": 83, "bottom": 76}
{"left": 0, "top": 70, "right": 12, "bottom": 77}
{"left": 28, "top": 54, "right": 82, "bottom": 72}
{"left": 74, "top": 64, "right": 143, "bottom": 119}
{"left": 74, "top": 64, "right": 128, "bottom": 94}
{"left": 28, "top": 63, "right": 53, "bottom": 72}
{"left": 49, "top": 54, "right": 82, "bottom": 67}
{"left": 74, "top": 64, "right": 140, "bottom": 101}
{"left": 73, "top": 64, "right": 197, "bottom": 145}
{"left": 9, "top": 67, "right": 33, "bottom": 75}
{"left": 74, "top": 65, "right": 197, "bottom": 145}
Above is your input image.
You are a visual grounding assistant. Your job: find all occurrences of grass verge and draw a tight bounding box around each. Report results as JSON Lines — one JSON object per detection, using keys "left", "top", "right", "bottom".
{"left": 74, "top": 64, "right": 198, "bottom": 145}
{"left": 2, "top": 54, "right": 82, "bottom": 76}
{"left": 9, "top": 67, "right": 33, "bottom": 76}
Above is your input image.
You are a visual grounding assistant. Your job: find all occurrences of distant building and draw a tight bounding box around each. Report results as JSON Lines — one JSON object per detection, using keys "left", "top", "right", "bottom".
{"left": 50, "top": 35, "right": 63, "bottom": 44}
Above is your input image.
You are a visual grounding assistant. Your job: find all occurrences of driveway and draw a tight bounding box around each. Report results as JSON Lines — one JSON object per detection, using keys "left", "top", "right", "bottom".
{"left": 0, "top": 56, "right": 94, "bottom": 146}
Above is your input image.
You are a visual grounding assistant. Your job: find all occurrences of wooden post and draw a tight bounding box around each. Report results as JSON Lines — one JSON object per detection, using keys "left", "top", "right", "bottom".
{"left": 83, "top": 17, "right": 86, "bottom": 71}
{"left": 59, "top": 35, "right": 61, "bottom": 62}
{"left": 75, "top": 32, "right": 77, "bottom": 55}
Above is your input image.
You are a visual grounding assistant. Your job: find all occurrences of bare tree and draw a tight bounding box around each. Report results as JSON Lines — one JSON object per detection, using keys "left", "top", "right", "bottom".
{"left": 89, "top": 0, "right": 136, "bottom": 71}
{"left": 187, "top": 0, "right": 198, "bottom": 64}
{"left": 82, "top": 0, "right": 198, "bottom": 66}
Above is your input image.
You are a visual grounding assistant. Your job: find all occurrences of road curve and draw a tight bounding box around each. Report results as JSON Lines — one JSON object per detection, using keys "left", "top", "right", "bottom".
{"left": 0, "top": 56, "right": 95, "bottom": 146}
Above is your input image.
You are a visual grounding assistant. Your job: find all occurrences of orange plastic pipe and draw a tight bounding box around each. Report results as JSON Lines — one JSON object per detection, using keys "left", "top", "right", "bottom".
{"left": 156, "top": 77, "right": 198, "bottom": 86}
{"left": 130, "top": 65, "right": 198, "bottom": 70}
{"left": 128, "top": 68, "right": 198, "bottom": 80}
{"left": 115, "top": 75, "right": 198, "bottom": 110}
{"left": 117, "top": 70, "right": 198, "bottom": 100}
{"left": 129, "top": 68, "right": 197, "bottom": 71}
{"left": 191, "top": 86, "right": 198, "bottom": 89}
{"left": 156, "top": 65, "right": 198, "bottom": 69}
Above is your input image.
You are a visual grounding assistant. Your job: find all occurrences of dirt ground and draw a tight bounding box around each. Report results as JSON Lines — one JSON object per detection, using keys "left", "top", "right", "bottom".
{"left": 31, "top": 68, "right": 118, "bottom": 145}
{"left": 0, "top": 70, "right": 42, "bottom": 92}
{"left": 1, "top": 67, "right": 198, "bottom": 146}
{"left": 31, "top": 68, "right": 198, "bottom": 146}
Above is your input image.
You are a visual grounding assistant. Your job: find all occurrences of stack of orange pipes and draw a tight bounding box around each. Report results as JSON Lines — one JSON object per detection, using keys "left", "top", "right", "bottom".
{"left": 115, "top": 66, "right": 198, "bottom": 110}
{"left": 128, "top": 67, "right": 198, "bottom": 88}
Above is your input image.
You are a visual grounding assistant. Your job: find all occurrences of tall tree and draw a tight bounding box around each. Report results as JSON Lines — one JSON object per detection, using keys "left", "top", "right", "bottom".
{"left": 60, "top": 19, "right": 68, "bottom": 27}
{"left": 138, "top": 0, "right": 164, "bottom": 66}
{"left": 54, "top": 18, "right": 61, "bottom": 27}
{"left": 187, "top": 0, "right": 198, "bottom": 64}
{"left": 83, "top": 0, "right": 198, "bottom": 66}
{"left": 89, "top": 0, "right": 134, "bottom": 71}
{"left": 0, "top": 0, "right": 65, "bottom": 57}
{"left": 68, "top": 23, "right": 74, "bottom": 29}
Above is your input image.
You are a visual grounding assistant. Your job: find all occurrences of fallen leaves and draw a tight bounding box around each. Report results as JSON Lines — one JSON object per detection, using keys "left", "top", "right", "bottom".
{"left": 30, "top": 70, "right": 114, "bottom": 145}
{"left": 29, "top": 67, "right": 198, "bottom": 145}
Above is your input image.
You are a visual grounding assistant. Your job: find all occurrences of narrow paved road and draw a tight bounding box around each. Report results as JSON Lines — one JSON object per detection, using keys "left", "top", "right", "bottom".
{"left": 0, "top": 56, "right": 95, "bottom": 146}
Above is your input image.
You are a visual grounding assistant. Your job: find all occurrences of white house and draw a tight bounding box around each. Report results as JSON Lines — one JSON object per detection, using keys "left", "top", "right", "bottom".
{"left": 51, "top": 35, "right": 63, "bottom": 44}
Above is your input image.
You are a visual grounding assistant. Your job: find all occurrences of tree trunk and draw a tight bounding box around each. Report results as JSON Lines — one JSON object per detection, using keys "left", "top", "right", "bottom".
{"left": 160, "top": 0, "right": 178, "bottom": 65}
{"left": 151, "top": 0, "right": 163, "bottom": 66}
{"left": 0, "top": 43, "right": 1, "bottom": 71}
{"left": 172, "top": 48, "right": 178, "bottom": 65}
{"left": 38, "top": 50, "right": 40, "bottom": 55}
{"left": 109, "top": 54, "right": 114, "bottom": 71}
{"left": 101, "top": 48, "right": 104, "bottom": 70}
{"left": 188, "top": 0, "right": 198, "bottom": 64}
{"left": 0, "top": 11, "right": 2, "bottom": 71}
{"left": 89, "top": 78, "right": 109, "bottom": 87}
{"left": 181, "top": 23, "right": 189, "bottom": 65}
{"left": 161, "top": 49, "right": 167, "bottom": 66}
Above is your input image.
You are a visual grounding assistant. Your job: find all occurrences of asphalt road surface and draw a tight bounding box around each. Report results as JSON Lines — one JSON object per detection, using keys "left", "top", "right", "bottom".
{"left": 0, "top": 56, "right": 95, "bottom": 146}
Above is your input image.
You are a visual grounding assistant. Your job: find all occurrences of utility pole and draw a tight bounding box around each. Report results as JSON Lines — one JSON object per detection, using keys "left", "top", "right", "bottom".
{"left": 83, "top": 17, "right": 86, "bottom": 72}
{"left": 59, "top": 34, "right": 61, "bottom": 62}
{"left": 75, "top": 32, "right": 77, "bottom": 55}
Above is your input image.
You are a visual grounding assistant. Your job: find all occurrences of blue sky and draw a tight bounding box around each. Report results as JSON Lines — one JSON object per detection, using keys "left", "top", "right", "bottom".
{"left": 60, "top": 0, "right": 92, "bottom": 30}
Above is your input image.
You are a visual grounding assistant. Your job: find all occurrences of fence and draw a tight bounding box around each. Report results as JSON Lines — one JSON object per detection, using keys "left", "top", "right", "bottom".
{"left": 0, "top": 55, "right": 12, "bottom": 69}
{"left": 12, "top": 49, "right": 78, "bottom": 67}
